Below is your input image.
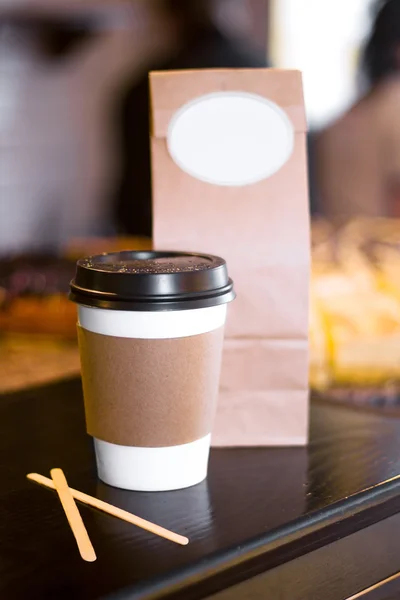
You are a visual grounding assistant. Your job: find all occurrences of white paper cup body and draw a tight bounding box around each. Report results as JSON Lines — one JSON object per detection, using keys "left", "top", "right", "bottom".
{"left": 78, "top": 303, "right": 227, "bottom": 492}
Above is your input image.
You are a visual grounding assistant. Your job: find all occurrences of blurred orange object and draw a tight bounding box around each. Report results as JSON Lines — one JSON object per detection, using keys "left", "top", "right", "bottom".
{"left": 0, "top": 237, "right": 152, "bottom": 338}
{"left": 0, "top": 295, "right": 77, "bottom": 339}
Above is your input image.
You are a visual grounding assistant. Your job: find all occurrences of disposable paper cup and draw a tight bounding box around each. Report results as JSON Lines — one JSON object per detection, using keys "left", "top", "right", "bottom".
{"left": 70, "top": 251, "right": 235, "bottom": 492}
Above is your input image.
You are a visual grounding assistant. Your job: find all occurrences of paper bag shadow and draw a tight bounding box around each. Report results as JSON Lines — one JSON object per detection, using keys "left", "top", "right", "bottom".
{"left": 95, "top": 445, "right": 308, "bottom": 551}
{"left": 95, "top": 478, "right": 212, "bottom": 543}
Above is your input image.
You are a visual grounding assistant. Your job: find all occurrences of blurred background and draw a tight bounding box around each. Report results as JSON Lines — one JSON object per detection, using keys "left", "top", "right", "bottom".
{"left": 0, "top": 0, "right": 270, "bottom": 254}
{"left": 272, "top": 0, "right": 374, "bottom": 127}
{"left": 4, "top": 0, "right": 400, "bottom": 406}
{"left": 0, "top": 0, "right": 386, "bottom": 254}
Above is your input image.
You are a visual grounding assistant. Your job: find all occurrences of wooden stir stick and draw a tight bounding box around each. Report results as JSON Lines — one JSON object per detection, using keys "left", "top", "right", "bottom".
{"left": 28, "top": 472, "right": 189, "bottom": 546}
{"left": 50, "top": 468, "right": 97, "bottom": 562}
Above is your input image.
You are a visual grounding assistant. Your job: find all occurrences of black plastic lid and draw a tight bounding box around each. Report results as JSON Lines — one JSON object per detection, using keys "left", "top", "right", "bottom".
{"left": 69, "top": 250, "right": 235, "bottom": 311}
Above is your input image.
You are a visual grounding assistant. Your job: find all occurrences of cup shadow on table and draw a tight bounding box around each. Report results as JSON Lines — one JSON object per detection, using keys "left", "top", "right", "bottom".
{"left": 92, "top": 446, "right": 308, "bottom": 589}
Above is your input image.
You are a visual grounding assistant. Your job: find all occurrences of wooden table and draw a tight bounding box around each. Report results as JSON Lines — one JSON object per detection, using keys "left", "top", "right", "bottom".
{"left": 2, "top": 379, "right": 400, "bottom": 599}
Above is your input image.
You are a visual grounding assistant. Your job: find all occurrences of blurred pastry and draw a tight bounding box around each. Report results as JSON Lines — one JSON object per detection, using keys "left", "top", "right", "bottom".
{"left": 0, "top": 254, "right": 76, "bottom": 338}
{"left": 0, "top": 237, "right": 152, "bottom": 337}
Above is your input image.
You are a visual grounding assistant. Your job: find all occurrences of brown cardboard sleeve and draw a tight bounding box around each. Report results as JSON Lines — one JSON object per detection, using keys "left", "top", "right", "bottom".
{"left": 78, "top": 325, "right": 224, "bottom": 447}
{"left": 150, "top": 68, "right": 310, "bottom": 447}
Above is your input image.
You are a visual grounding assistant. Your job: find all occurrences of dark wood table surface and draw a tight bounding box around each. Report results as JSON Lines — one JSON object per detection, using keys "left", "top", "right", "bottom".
{"left": 2, "top": 379, "right": 400, "bottom": 600}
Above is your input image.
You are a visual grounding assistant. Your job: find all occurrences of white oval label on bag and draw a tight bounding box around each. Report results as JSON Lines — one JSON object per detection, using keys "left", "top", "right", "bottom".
{"left": 167, "top": 91, "right": 294, "bottom": 187}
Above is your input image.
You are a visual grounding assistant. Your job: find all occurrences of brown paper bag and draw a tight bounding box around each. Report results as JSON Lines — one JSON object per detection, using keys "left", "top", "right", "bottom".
{"left": 150, "top": 69, "right": 310, "bottom": 446}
